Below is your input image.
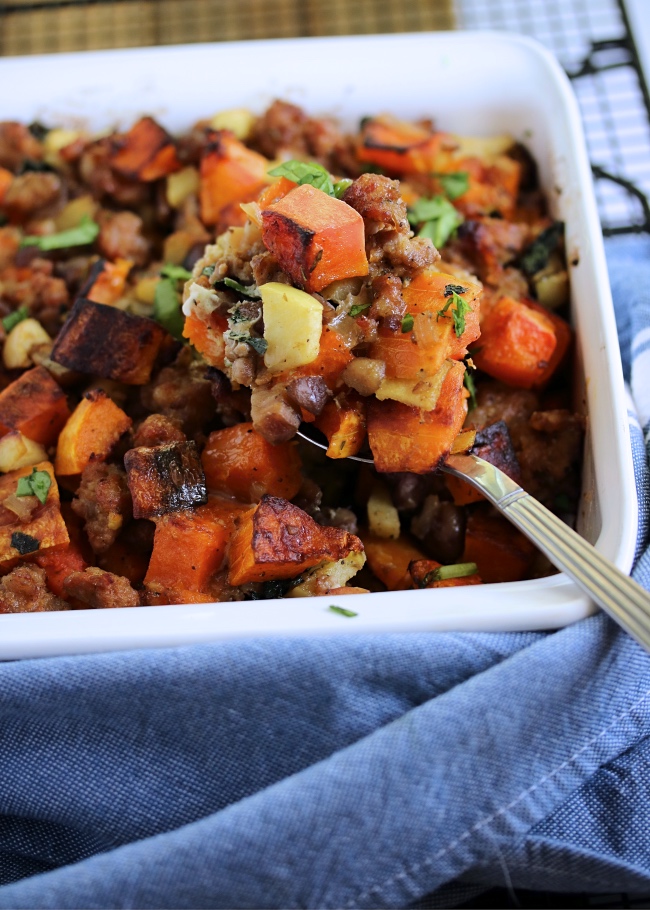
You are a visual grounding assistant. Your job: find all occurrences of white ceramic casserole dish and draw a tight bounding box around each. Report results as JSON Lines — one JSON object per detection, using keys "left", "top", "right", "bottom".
{"left": 0, "top": 31, "right": 637, "bottom": 658}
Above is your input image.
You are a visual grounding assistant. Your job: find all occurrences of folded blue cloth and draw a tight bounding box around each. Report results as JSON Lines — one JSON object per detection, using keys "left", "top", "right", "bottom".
{"left": 0, "top": 235, "right": 649, "bottom": 908}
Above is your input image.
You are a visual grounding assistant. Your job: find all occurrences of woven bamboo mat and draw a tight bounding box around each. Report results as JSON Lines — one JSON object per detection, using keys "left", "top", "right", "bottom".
{"left": 0, "top": 0, "right": 455, "bottom": 56}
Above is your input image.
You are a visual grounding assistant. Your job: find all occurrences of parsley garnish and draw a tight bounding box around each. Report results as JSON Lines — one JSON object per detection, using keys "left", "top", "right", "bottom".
{"left": 422, "top": 562, "right": 478, "bottom": 585}
{"left": 220, "top": 277, "right": 261, "bottom": 299}
{"left": 349, "top": 302, "right": 371, "bottom": 317}
{"left": 437, "top": 291, "right": 470, "bottom": 337}
{"left": 16, "top": 467, "right": 51, "bottom": 505}
{"left": 21, "top": 215, "right": 99, "bottom": 251}
{"left": 268, "top": 160, "right": 335, "bottom": 196}
{"left": 154, "top": 278, "right": 184, "bottom": 341}
{"left": 2, "top": 307, "right": 29, "bottom": 333}
{"left": 333, "top": 178, "right": 353, "bottom": 199}
{"left": 432, "top": 171, "right": 469, "bottom": 200}
{"left": 160, "top": 263, "right": 192, "bottom": 282}
{"left": 401, "top": 313, "right": 414, "bottom": 333}
{"left": 328, "top": 604, "right": 358, "bottom": 618}
{"left": 231, "top": 333, "right": 268, "bottom": 355}
{"left": 407, "top": 195, "right": 463, "bottom": 248}
{"left": 202, "top": 265, "right": 215, "bottom": 277}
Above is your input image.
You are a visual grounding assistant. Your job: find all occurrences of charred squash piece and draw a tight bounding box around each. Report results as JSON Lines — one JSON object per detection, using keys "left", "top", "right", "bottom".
{"left": 0, "top": 461, "right": 69, "bottom": 565}
{"left": 124, "top": 440, "right": 207, "bottom": 520}
{"left": 360, "top": 532, "right": 427, "bottom": 591}
{"left": 471, "top": 295, "right": 562, "bottom": 389}
{"left": 110, "top": 116, "right": 181, "bottom": 182}
{"left": 408, "top": 558, "right": 482, "bottom": 589}
{"left": 201, "top": 422, "right": 302, "bottom": 503}
{"left": 356, "top": 115, "right": 444, "bottom": 175}
{"left": 145, "top": 496, "right": 249, "bottom": 598}
{"left": 52, "top": 298, "right": 168, "bottom": 385}
{"left": 313, "top": 392, "right": 367, "bottom": 459}
{"left": 446, "top": 420, "right": 521, "bottom": 506}
{"left": 0, "top": 365, "right": 70, "bottom": 446}
{"left": 200, "top": 130, "right": 269, "bottom": 226}
{"left": 80, "top": 257, "right": 133, "bottom": 306}
{"left": 367, "top": 361, "right": 468, "bottom": 473}
{"left": 462, "top": 506, "right": 536, "bottom": 584}
{"left": 261, "top": 183, "right": 369, "bottom": 293}
{"left": 228, "top": 494, "right": 364, "bottom": 586}
{"left": 54, "top": 389, "right": 133, "bottom": 477}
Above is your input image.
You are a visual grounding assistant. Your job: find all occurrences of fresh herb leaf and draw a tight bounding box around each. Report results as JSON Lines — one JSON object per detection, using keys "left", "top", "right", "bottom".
{"left": 444, "top": 283, "right": 468, "bottom": 297}
{"left": 349, "top": 302, "right": 371, "bottom": 317}
{"left": 519, "top": 221, "right": 564, "bottom": 276}
{"left": 328, "top": 604, "right": 358, "bottom": 618}
{"left": 220, "top": 277, "right": 261, "bottom": 299}
{"left": 202, "top": 265, "right": 215, "bottom": 277}
{"left": 160, "top": 263, "right": 192, "bottom": 282}
{"left": 2, "top": 307, "right": 29, "bottom": 333}
{"left": 154, "top": 278, "right": 185, "bottom": 341}
{"left": 16, "top": 468, "right": 51, "bottom": 505}
{"left": 268, "top": 160, "right": 334, "bottom": 196}
{"left": 464, "top": 368, "right": 477, "bottom": 410}
{"left": 333, "top": 178, "right": 353, "bottom": 199}
{"left": 10, "top": 532, "right": 40, "bottom": 555}
{"left": 408, "top": 195, "right": 463, "bottom": 248}
{"left": 401, "top": 313, "right": 414, "bottom": 333}
{"left": 231, "top": 333, "right": 268, "bottom": 355}
{"left": 21, "top": 214, "right": 99, "bottom": 251}
{"left": 423, "top": 562, "right": 478, "bottom": 585}
{"left": 437, "top": 291, "right": 470, "bottom": 337}
{"left": 432, "top": 170, "right": 469, "bottom": 200}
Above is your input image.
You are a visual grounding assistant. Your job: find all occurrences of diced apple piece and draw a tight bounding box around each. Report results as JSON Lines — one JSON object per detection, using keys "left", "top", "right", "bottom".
{"left": 367, "top": 480, "right": 401, "bottom": 540}
{"left": 3, "top": 318, "right": 51, "bottom": 370}
{"left": 260, "top": 282, "right": 323, "bottom": 373}
{"left": 0, "top": 432, "right": 47, "bottom": 473}
{"left": 374, "top": 360, "right": 454, "bottom": 410}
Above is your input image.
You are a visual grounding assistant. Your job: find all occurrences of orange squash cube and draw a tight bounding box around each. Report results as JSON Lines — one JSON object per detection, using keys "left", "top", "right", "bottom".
{"left": 0, "top": 461, "right": 69, "bottom": 564}
{"left": 0, "top": 366, "right": 70, "bottom": 446}
{"left": 54, "top": 389, "right": 133, "bottom": 476}
{"left": 111, "top": 116, "right": 181, "bottom": 182}
{"left": 199, "top": 131, "right": 269, "bottom": 226}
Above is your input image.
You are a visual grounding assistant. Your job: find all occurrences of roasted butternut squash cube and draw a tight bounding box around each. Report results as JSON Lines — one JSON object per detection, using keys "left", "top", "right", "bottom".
{"left": 0, "top": 366, "right": 70, "bottom": 446}
{"left": 357, "top": 115, "right": 445, "bottom": 175}
{"left": 110, "top": 116, "right": 181, "bottom": 182}
{"left": 55, "top": 389, "right": 133, "bottom": 476}
{"left": 359, "top": 532, "right": 426, "bottom": 591}
{"left": 313, "top": 392, "right": 367, "bottom": 459}
{"left": 228, "top": 495, "right": 364, "bottom": 586}
{"left": 261, "top": 183, "right": 368, "bottom": 293}
{"left": 199, "top": 130, "right": 269, "bottom": 226}
{"left": 462, "top": 507, "right": 536, "bottom": 584}
{"left": 0, "top": 461, "right": 69, "bottom": 564}
{"left": 80, "top": 257, "right": 133, "bottom": 306}
{"left": 51, "top": 298, "right": 168, "bottom": 385}
{"left": 124, "top": 440, "right": 207, "bottom": 519}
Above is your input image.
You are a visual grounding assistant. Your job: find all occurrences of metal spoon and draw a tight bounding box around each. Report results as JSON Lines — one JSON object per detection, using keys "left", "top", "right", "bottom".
{"left": 297, "top": 429, "right": 650, "bottom": 651}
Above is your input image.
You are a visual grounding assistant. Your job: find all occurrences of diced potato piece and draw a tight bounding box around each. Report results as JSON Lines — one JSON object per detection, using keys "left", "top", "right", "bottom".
{"left": 375, "top": 360, "right": 454, "bottom": 410}
{"left": 534, "top": 268, "right": 570, "bottom": 310}
{"left": 367, "top": 481, "right": 401, "bottom": 540}
{"left": 166, "top": 166, "right": 200, "bottom": 208}
{"left": 51, "top": 298, "right": 168, "bottom": 385}
{"left": 450, "top": 133, "right": 515, "bottom": 163}
{"left": 0, "top": 461, "right": 69, "bottom": 564}
{"left": 0, "top": 366, "right": 70, "bottom": 446}
{"left": 3, "top": 318, "right": 51, "bottom": 370}
{"left": 288, "top": 550, "right": 366, "bottom": 597}
{"left": 210, "top": 109, "right": 255, "bottom": 140}
{"left": 134, "top": 276, "right": 160, "bottom": 305}
{"left": 260, "top": 282, "right": 323, "bottom": 373}
{"left": 55, "top": 389, "right": 133, "bottom": 476}
{"left": 124, "top": 440, "right": 207, "bottom": 519}
{"left": 0, "top": 432, "right": 47, "bottom": 473}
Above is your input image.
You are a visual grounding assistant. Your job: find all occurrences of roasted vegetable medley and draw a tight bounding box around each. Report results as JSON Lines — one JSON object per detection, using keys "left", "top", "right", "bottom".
{"left": 0, "top": 102, "right": 583, "bottom": 611}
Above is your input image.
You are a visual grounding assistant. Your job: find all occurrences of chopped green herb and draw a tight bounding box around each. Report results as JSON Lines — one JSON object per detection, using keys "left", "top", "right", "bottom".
{"left": 464, "top": 368, "right": 477, "bottom": 410}
{"left": 268, "top": 160, "right": 334, "bottom": 196}
{"left": 10, "top": 532, "right": 40, "bottom": 555}
{"left": 328, "top": 604, "right": 358, "bottom": 618}
{"left": 349, "top": 302, "right": 371, "bottom": 317}
{"left": 154, "top": 278, "right": 185, "bottom": 341}
{"left": 408, "top": 195, "right": 463, "bottom": 248}
{"left": 444, "top": 283, "right": 468, "bottom": 297}
{"left": 333, "top": 178, "right": 353, "bottom": 199}
{"left": 519, "top": 221, "right": 564, "bottom": 276}
{"left": 21, "top": 214, "right": 99, "bottom": 251}
{"left": 231, "top": 333, "right": 268, "bottom": 355}
{"left": 220, "top": 277, "right": 261, "bottom": 299}
{"left": 432, "top": 170, "right": 469, "bottom": 200}
{"left": 16, "top": 468, "right": 51, "bottom": 505}
{"left": 423, "top": 562, "right": 478, "bottom": 585}
{"left": 202, "top": 265, "right": 216, "bottom": 277}
{"left": 2, "top": 307, "right": 29, "bottom": 333}
{"left": 437, "top": 291, "right": 470, "bottom": 337}
{"left": 160, "top": 263, "right": 192, "bottom": 282}
{"left": 401, "top": 313, "right": 414, "bottom": 333}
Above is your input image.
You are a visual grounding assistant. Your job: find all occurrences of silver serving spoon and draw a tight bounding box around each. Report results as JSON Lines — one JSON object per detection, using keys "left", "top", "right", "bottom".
{"left": 297, "top": 429, "right": 650, "bottom": 652}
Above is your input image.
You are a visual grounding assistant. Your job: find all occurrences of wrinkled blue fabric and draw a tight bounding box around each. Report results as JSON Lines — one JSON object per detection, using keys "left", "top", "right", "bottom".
{"left": 0, "top": 235, "right": 648, "bottom": 908}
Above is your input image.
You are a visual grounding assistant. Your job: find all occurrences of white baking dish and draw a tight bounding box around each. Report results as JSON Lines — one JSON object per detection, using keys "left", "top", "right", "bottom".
{"left": 0, "top": 31, "right": 637, "bottom": 658}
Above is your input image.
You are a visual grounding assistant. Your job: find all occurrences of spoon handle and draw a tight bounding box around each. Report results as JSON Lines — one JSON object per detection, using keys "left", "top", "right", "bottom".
{"left": 444, "top": 454, "right": 650, "bottom": 651}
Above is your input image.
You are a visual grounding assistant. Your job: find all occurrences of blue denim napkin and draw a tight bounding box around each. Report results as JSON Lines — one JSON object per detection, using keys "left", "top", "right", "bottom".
{"left": 0, "top": 236, "right": 648, "bottom": 909}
